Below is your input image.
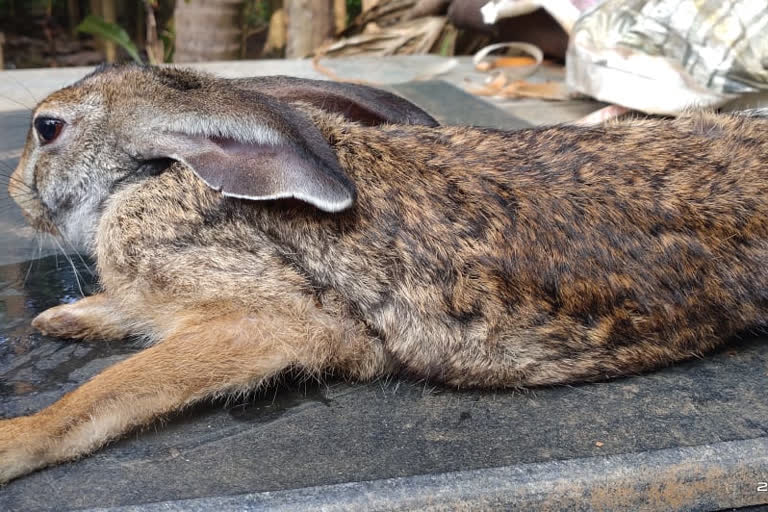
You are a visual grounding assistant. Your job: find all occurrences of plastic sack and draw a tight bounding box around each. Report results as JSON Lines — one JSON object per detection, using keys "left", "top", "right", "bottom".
{"left": 478, "top": 0, "right": 601, "bottom": 33}
{"left": 566, "top": 0, "right": 768, "bottom": 114}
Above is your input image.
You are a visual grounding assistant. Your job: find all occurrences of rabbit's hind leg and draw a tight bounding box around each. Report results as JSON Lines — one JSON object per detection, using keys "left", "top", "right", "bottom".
{"left": 31, "top": 293, "right": 135, "bottom": 341}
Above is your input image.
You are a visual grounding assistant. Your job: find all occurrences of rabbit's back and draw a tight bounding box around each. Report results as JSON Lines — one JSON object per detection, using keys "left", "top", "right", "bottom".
{"left": 257, "top": 111, "right": 768, "bottom": 385}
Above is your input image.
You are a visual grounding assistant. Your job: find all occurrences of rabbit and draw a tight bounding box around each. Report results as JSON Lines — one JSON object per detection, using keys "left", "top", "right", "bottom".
{"left": 3, "top": 63, "right": 768, "bottom": 484}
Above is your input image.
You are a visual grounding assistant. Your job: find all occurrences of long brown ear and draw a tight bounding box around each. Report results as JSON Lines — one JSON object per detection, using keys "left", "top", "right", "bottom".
{"left": 124, "top": 76, "right": 356, "bottom": 212}
{"left": 229, "top": 76, "right": 439, "bottom": 127}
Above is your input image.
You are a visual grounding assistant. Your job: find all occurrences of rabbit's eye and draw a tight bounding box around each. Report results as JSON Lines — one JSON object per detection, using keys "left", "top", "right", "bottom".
{"left": 34, "top": 117, "right": 65, "bottom": 144}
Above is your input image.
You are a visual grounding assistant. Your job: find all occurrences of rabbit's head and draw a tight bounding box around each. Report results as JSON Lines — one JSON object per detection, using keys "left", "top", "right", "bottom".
{"left": 9, "top": 64, "right": 437, "bottom": 252}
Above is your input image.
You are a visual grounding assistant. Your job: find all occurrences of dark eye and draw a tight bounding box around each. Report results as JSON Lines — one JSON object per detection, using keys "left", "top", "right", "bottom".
{"left": 34, "top": 117, "right": 65, "bottom": 144}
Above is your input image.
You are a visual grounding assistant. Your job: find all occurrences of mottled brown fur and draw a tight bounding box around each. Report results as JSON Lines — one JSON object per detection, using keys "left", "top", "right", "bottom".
{"left": 3, "top": 65, "right": 768, "bottom": 482}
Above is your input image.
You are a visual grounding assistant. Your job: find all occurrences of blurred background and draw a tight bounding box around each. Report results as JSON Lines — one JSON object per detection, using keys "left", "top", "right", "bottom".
{"left": 0, "top": 0, "right": 572, "bottom": 67}
{"left": 1, "top": 0, "right": 766, "bottom": 117}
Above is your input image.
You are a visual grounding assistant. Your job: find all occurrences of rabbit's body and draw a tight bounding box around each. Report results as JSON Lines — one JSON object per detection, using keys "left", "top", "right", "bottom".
{"left": 100, "top": 107, "right": 768, "bottom": 387}
{"left": 2, "top": 64, "right": 768, "bottom": 482}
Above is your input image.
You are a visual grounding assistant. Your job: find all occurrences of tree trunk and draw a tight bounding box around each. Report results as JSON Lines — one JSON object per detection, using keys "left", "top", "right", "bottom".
{"left": 285, "top": 0, "right": 333, "bottom": 58}
{"left": 174, "top": 0, "right": 243, "bottom": 62}
{"left": 67, "top": 0, "right": 80, "bottom": 35}
{"left": 333, "top": 0, "right": 346, "bottom": 34}
{"left": 101, "top": 0, "right": 117, "bottom": 62}
{"left": 263, "top": 0, "right": 286, "bottom": 56}
{"left": 142, "top": 0, "right": 163, "bottom": 64}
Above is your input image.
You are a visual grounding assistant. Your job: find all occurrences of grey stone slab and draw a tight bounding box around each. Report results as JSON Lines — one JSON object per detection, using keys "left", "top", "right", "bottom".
{"left": 389, "top": 81, "right": 531, "bottom": 130}
{"left": 91, "top": 437, "right": 768, "bottom": 512}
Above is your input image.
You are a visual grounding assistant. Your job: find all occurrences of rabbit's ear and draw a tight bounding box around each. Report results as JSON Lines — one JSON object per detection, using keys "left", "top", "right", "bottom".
{"left": 230, "top": 76, "right": 439, "bottom": 127}
{"left": 128, "top": 89, "right": 356, "bottom": 212}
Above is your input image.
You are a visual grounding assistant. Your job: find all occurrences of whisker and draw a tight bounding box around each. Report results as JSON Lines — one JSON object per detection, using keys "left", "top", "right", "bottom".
{"left": 0, "top": 119, "right": 31, "bottom": 125}
{"left": 0, "top": 183, "right": 36, "bottom": 195}
{"left": 0, "top": 91, "right": 34, "bottom": 112}
{"left": 0, "top": 178, "right": 30, "bottom": 190}
{"left": 0, "top": 204, "right": 34, "bottom": 213}
{"left": 0, "top": 173, "right": 31, "bottom": 187}
{"left": 0, "top": 172, "right": 28, "bottom": 181}
{"left": 1, "top": 187, "right": 32, "bottom": 196}
{"left": 0, "top": 191, "right": 36, "bottom": 200}
{"left": 52, "top": 236, "right": 85, "bottom": 297}
{"left": 0, "top": 114, "right": 31, "bottom": 121}
{"left": 0, "top": 205, "right": 33, "bottom": 213}
{"left": 22, "top": 236, "right": 42, "bottom": 288}
{"left": 0, "top": 167, "right": 24, "bottom": 178}
{"left": 0, "top": 184, "right": 32, "bottom": 195}
{"left": 4, "top": 74, "right": 40, "bottom": 105}
{"left": 0, "top": 206, "right": 26, "bottom": 215}
{"left": 0, "top": 279, "right": 21, "bottom": 293}
{"left": 0, "top": 125, "right": 31, "bottom": 133}
{"left": 0, "top": 200, "right": 34, "bottom": 209}
{"left": 0, "top": 202, "right": 33, "bottom": 214}
{"left": 0, "top": 185, "right": 36, "bottom": 196}
{"left": 0, "top": 182, "right": 33, "bottom": 194}
{"left": 0, "top": 109, "right": 31, "bottom": 115}
{"left": 60, "top": 233, "right": 95, "bottom": 277}
{"left": 0, "top": 182, "right": 31, "bottom": 191}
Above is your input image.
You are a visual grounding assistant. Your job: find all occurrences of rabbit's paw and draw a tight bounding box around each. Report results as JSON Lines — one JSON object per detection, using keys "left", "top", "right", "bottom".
{"left": 30, "top": 294, "right": 131, "bottom": 341}
{"left": 32, "top": 303, "right": 91, "bottom": 339}
{"left": 0, "top": 416, "right": 48, "bottom": 484}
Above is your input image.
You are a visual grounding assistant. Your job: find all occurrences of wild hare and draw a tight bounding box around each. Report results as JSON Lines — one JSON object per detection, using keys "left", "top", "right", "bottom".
{"left": 3, "top": 64, "right": 768, "bottom": 483}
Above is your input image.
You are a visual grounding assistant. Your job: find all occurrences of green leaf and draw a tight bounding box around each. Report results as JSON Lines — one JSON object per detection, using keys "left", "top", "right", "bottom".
{"left": 76, "top": 14, "right": 143, "bottom": 64}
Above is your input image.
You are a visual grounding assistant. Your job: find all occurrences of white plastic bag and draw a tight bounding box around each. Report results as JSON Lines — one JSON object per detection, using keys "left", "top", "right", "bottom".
{"left": 566, "top": 0, "right": 768, "bottom": 114}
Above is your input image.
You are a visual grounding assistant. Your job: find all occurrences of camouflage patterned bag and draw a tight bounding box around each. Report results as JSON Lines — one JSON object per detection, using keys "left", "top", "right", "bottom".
{"left": 566, "top": 0, "right": 768, "bottom": 114}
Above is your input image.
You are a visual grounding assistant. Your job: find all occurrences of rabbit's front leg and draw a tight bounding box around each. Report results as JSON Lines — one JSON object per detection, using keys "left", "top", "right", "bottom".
{"left": 31, "top": 293, "right": 134, "bottom": 341}
{"left": 0, "top": 302, "right": 384, "bottom": 483}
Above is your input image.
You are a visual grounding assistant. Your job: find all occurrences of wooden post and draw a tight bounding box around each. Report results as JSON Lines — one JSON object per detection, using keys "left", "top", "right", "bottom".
{"left": 101, "top": 0, "right": 117, "bottom": 62}
{"left": 174, "top": 0, "right": 243, "bottom": 62}
{"left": 285, "top": 0, "right": 333, "bottom": 58}
{"left": 89, "top": 0, "right": 100, "bottom": 16}
{"left": 333, "top": 0, "right": 346, "bottom": 34}
{"left": 263, "top": 0, "right": 286, "bottom": 56}
{"left": 0, "top": 32, "right": 4, "bottom": 70}
{"left": 67, "top": 0, "right": 81, "bottom": 35}
{"left": 142, "top": 0, "right": 163, "bottom": 64}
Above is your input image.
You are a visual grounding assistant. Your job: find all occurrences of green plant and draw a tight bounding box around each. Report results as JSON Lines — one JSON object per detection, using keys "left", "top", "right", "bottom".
{"left": 158, "top": 18, "right": 175, "bottom": 62}
{"left": 77, "top": 14, "right": 143, "bottom": 64}
{"left": 347, "top": 0, "right": 362, "bottom": 23}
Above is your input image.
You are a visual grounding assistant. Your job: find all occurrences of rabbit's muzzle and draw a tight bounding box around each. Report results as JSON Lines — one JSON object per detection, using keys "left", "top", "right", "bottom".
{"left": 9, "top": 152, "right": 58, "bottom": 235}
